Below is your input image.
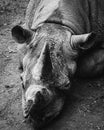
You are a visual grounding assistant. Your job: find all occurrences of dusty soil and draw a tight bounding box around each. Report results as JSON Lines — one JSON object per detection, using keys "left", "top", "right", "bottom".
{"left": 1, "top": 1, "right": 104, "bottom": 130}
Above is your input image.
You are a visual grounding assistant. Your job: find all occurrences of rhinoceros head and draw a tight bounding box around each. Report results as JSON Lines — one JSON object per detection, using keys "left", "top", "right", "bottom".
{"left": 11, "top": 24, "right": 96, "bottom": 127}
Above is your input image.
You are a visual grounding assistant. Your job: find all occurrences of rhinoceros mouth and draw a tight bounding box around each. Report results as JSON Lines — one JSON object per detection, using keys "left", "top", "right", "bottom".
{"left": 24, "top": 99, "right": 51, "bottom": 119}
{"left": 23, "top": 93, "right": 65, "bottom": 127}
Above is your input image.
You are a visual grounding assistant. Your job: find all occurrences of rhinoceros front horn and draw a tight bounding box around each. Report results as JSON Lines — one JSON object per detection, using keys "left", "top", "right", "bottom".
{"left": 71, "top": 32, "right": 96, "bottom": 50}
{"left": 11, "top": 25, "right": 33, "bottom": 44}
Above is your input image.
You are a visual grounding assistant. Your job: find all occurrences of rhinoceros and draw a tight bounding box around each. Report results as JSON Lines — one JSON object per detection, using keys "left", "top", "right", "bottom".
{"left": 11, "top": 0, "right": 104, "bottom": 128}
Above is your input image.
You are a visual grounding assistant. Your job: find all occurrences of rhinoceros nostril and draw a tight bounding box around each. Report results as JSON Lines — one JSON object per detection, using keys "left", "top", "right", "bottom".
{"left": 41, "top": 88, "right": 48, "bottom": 96}
{"left": 36, "top": 91, "right": 42, "bottom": 98}
{"left": 36, "top": 91, "right": 43, "bottom": 102}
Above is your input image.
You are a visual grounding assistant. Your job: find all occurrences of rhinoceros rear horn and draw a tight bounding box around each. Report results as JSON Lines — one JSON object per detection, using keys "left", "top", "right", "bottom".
{"left": 11, "top": 25, "right": 33, "bottom": 44}
{"left": 71, "top": 32, "right": 96, "bottom": 50}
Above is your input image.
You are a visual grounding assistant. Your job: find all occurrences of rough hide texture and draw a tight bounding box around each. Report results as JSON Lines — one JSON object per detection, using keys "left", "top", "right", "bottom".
{"left": 11, "top": 0, "right": 104, "bottom": 129}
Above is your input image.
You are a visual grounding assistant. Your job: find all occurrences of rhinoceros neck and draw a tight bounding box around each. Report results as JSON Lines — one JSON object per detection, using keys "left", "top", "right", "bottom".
{"left": 25, "top": 0, "right": 104, "bottom": 34}
{"left": 25, "top": 0, "right": 95, "bottom": 34}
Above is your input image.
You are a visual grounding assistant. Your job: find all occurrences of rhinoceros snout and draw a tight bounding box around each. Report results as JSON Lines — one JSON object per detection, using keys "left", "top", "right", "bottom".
{"left": 22, "top": 84, "right": 65, "bottom": 127}
{"left": 23, "top": 85, "right": 54, "bottom": 117}
{"left": 25, "top": 91, "right": 45, "bottom": 115}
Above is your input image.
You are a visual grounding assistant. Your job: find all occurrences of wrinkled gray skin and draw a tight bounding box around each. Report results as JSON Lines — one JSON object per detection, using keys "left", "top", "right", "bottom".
{"left": 11, "top": 0, "right": 104, "bottom": 128}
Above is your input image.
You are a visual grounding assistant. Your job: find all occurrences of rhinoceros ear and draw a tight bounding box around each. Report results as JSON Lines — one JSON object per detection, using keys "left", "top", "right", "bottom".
{"left": 71, "top": 32, "right": 96, "bottom": 50}
{"left": 11, "top": 25, "right": 33, "bottom": 44}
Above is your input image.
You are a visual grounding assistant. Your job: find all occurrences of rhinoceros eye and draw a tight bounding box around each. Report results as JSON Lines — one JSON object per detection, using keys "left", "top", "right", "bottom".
{"left": 22, "top": 82, "right": 25, "bottom": 90}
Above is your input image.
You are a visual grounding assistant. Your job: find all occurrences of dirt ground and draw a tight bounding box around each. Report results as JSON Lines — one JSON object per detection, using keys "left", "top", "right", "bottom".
{"left": 1, "top": 1, "right": 104, "bottom": 130}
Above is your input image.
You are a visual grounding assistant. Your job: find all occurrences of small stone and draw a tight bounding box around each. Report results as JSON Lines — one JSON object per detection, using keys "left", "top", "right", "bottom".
{"left": 88, "top": 84, "right": 93, "bottom": 87}
{"left": 5, "top": 85, "right": 10, "bottom": 88}
{"left": 8, "top": 47, "right": 17, "bottom": 53}
{"left": 3, "top": 23, "right": 7, "bottom": 26}
{"left": 5, "top": 84, "right": 15, "bottom": 89}
{"left": 97, "top": 83, "right": 101, "bottom": 87}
